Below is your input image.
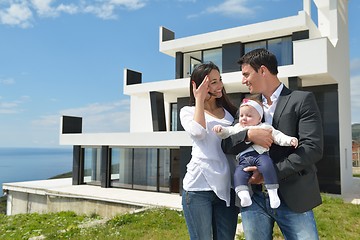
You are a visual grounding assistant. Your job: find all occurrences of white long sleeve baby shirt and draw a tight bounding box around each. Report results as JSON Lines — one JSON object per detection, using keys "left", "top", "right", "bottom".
{"left": 217, "top": 122, "right": 295, "bottom": 155}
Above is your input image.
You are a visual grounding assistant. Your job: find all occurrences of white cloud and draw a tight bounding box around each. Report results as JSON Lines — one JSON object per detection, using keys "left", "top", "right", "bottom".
{"left": 0, "top": 95, "right": 30, "bottom": 114}
{"left": 0, "top": 78, "right": 15, "bottom": 85}
{"left": 31, "top": 0, "right": 55, "bottom": 16}
{"left": 0, "top": 0, "right": 147, "bottom": 27}
{"left": 206, "top": 0, "right": 254, "bottom": 16}
{"left": 0, "top": 101, "right": 19, "bottom": 114}
{"left": 56, "top": 3, "right": 78, "bottom": 15}
{"left": 83, "top": 3, "right": 116, "bottom": 20}
{"left": 30, "top": 0, "right": 78, "bottom": 17}
{"left": 83, "top": 0, "right": 146, "bottom": 19}
{"left": 0, "top": 2, "right": 33, "bottom": 28}
{"left": 109, "top": 0, "right": 146, "bottom": 10}
{"left": 32, "top": 99, "right": 131, "bottom": 133}
{"left": 187, "top": 0, "right": 255, "bottom": 19}
{"left": 28, "top": 99, "right": 131, "bottom": 147}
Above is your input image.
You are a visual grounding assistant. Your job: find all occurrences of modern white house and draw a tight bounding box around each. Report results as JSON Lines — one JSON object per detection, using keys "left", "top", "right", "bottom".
{"left": 3, "top": 0, "right": 355, "bottom": 215}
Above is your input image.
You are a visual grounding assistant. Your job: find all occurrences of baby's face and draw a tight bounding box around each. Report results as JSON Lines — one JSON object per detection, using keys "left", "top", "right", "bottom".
{"left": 239, "top": 105, "right": 261, "bottom": 127}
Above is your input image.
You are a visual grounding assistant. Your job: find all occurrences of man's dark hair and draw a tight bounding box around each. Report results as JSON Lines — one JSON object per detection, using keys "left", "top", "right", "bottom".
{"left": 238, "top": 48, "right": 279, "bottom": 75}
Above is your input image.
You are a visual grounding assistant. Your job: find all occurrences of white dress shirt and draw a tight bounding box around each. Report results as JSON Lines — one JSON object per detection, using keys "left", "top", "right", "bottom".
{"left": 262, "top": 83, "right": 284, "bottom": 124}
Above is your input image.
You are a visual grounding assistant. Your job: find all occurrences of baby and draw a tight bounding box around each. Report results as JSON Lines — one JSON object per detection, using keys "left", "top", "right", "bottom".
{"left": 213, "top": 98, "right": 298, "bottom": 208}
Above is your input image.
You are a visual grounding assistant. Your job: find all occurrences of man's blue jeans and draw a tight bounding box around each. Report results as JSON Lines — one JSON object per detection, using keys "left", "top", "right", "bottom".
{"left": 241, "top": 190, "right": 319, "bottom": 240}
{"left": 182, "top": 190, "right": 239, "bottom": 240}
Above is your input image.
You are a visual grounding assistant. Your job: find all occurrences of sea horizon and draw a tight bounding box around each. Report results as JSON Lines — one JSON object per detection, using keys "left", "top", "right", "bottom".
{"left": 0, "top": 147, "right": 73, "bottom": 196}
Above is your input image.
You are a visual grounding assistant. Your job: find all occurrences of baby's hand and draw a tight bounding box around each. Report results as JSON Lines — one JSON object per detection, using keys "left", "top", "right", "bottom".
{"left": 291, "top": 138, "right": 299, "bottom": 148}
{"left": 212, "top": 125, "right": 223, "bottom": 133}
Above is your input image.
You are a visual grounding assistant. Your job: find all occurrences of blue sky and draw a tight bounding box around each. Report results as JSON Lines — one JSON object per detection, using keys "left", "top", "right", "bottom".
{"left": 0, "top": 0, "right": 359, "bottom": 148}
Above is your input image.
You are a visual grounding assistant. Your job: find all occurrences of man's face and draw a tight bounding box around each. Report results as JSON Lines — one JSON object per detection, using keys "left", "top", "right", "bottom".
{"left": 241, "top": 64, "right": 263, "bottom": 94}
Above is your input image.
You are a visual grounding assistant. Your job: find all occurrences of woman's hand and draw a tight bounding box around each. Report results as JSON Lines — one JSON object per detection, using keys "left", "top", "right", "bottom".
{"left": 192, "top": 75, "right": 210, "bottom": 103}
{"left": 192, "top": 75, "right": 210, "bottom": 128}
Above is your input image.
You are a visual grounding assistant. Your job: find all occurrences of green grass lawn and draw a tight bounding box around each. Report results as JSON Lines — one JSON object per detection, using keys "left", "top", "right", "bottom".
{"left": 0, "top": 194, "right": 360, "bottom": 240}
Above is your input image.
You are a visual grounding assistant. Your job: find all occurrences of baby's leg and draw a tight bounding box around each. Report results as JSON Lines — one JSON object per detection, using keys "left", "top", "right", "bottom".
{"left": 256, "top": 153, "right": 280, "bottom": 208}
{"left": 237, "top": 189, "right": 252, "bottom": 207}
{"left": 267, "top": 188, "right": 280, "bottom": 208}
{"left": 234, "top": 160, "right": 253, "bottom": 207}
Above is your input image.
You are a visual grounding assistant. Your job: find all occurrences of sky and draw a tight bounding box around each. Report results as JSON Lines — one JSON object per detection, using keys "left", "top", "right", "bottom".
{"left": 0, "top": 0, "right": 359, "bottom": 148}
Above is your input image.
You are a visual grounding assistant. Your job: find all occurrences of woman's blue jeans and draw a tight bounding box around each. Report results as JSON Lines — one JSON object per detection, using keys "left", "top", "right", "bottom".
{"left": 182, "top": 189, "right": 239, "bottom": 240}
{"left": 241, "top": 190, "right": 319, "bottom": 240}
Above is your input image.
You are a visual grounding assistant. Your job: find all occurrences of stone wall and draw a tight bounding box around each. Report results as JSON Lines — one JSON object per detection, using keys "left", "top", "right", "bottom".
{"left": 6, "top": 190, "right": 143, "bottom": 218}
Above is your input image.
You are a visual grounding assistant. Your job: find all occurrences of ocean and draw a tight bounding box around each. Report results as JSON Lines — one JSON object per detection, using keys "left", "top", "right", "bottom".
{"left": 0, "top": 147, "right": 73, "bottom": 196}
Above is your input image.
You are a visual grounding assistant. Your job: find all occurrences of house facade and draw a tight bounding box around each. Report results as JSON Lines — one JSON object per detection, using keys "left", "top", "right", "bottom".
{"left": 60, "top": 0, "right": 352, "bottom": 196}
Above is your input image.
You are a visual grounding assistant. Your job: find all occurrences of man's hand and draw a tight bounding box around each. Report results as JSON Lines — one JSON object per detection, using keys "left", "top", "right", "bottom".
{"left": 243, "top": 166, "right": 264, "bottom": 184}
{"left": 247, "top": 128, "right": 273, "bottom": 149}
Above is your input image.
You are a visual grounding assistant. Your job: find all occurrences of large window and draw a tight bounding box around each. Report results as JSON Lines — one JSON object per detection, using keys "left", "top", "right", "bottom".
{"left": 111, "top": 148, "right": 133, "bottom": 188}
{"left": 83, "top": 147, "right": 101, "bottom": 185}
{"left": 184, "top": 51, "right": 201, "bottom": 77}
{"left": 190, "top": 57, "right": 201, "bottom": 76}
{"left": 244, "top": 40, "right": 266, "bottom": 54}
{"left": 183, "top": 48, "right": 223, "bottom": 77}
{"left": 244, "top": 36, "right": 293, "bottom": 66}
{"left": 108, "top": 147, "right": 175, "bottom": 193}
{"left": 159, "top": 149, "right": 171, "bottom": 192}
{"left": 133, "top": 149, "right": 158, "bottom": 191}
{"left": 182, "top": 36, "right": 292, "bottom": 79}
{"left": 268, "top": 37, "right": 292, "bottom": 66}
{"left": 203, "top": 48, "right": 222, "bottom": 71}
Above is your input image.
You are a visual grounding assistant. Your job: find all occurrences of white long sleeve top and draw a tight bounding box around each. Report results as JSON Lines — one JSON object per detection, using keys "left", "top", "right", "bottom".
{"left": 180, "top": 106, "right": 234, "bottom": 206}
{"left": 217, "top": 122, "right": 296, "bottom": 156}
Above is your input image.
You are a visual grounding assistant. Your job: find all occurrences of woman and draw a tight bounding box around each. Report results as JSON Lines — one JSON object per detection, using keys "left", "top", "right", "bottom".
{"left": 180, "top": 62, "right": 239, "bottom": 240}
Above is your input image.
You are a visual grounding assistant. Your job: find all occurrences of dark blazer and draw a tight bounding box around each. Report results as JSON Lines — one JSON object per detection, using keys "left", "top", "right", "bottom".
{"left": 222, "top": 86, "right": 324, "bottom": 213}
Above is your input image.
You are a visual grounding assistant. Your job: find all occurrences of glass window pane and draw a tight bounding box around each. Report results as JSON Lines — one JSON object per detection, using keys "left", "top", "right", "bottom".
{"left": 203, "top": 48, "right": 222, "bottom": 72}
{"left": 268, "top": 36, "right": 292, "bottom": 66}
{"left": 170, "top": 149, "right": 181, "bottom": 193}
{"left": 110, "top": 148, "right": 133, "bottom": 188}
{"left": 190, "top": 57, "right": 202, "bottom": 75}
{"left": 159, "top": 149, "right": 170, "bottom": 192}
{"left": 184, "top": 51, "right": 201, "bottom": 77}
{"left": 171, "top": 103, "right": 178, "bottom": 131}
{"left": 133, "top": 148, "right": 157, "bottom": 191}
{"left": 244, "top": 41, "right": 266, "bottom": 54}
{"left": 83, "top": 147, "right": 101, "bottom": 185}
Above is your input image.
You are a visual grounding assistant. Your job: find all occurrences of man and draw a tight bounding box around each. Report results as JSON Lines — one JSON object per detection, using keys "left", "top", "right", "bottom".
{"left": 222, "top": 48, "right": 323, "bottom": 239}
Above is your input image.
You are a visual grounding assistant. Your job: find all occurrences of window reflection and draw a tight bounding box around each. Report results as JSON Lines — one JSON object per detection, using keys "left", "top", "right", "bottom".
{"left": 111, "top": 148, "right": 133, "bottom": 188}
{"left": 268, "top": 37, "right": 292, "bottom": 65}
{"left": 133, "top": 148, "right": 157, "bottom": 191}
{"left": 245, "top": 40, "right": 266, "bottom": 54}
{"left": 83, "top": 148, "right": 101, "bottom": 185}
{"left": 203, "top": 48, "right": 222, "bottom": 72}
{"left": 110, "top": 147, "right": 173, "bottom": 192}
{"left": 170, "top": 103, "right": 178, "bottom": 131}
{"left": 244, "top": 37, "right": 292, "bottom": 66}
